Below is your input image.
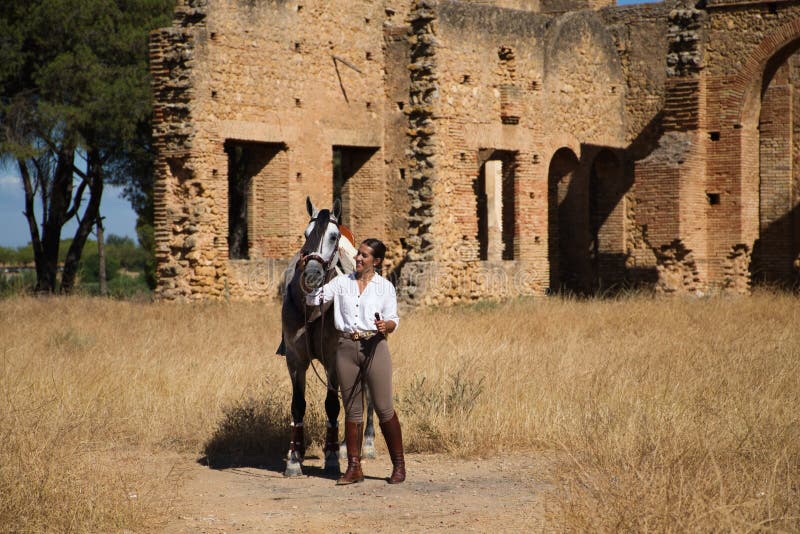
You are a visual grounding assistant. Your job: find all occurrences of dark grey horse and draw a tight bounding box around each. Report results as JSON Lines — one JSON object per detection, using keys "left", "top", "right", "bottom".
{"left": 281, "top": 197, "right": 343, "bottom": 476}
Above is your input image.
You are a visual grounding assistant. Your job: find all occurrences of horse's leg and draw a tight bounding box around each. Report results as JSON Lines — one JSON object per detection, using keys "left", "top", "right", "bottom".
{"left": 363, "top": 385, "right": 377, "bottom": 459}
{"left": 285, "top": 358, "right": 307, "bottom": 477}
{"left": 323, "top": 373, "right": 341, "bottom": 474}
{"left": 339, "top": 385, "right": 376, "bottom": 459}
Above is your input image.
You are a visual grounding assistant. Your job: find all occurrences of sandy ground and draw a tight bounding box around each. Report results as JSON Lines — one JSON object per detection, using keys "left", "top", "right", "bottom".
{"left": 162, "top": 451, "right": 552, "bottom": 533}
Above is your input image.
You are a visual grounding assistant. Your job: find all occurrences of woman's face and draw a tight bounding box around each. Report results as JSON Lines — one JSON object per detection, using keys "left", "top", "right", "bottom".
{"left": 355, "top": 244, "right": 378, "bottom": 275}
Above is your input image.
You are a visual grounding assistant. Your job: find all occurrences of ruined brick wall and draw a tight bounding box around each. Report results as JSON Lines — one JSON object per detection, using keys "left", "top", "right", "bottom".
{"left": 152, "top": 0, "right": 391, "bottom": 299}
{"left": 383, "top": 22, "right": 412, "bottom": 274}
{"left": 630, "top": 2, "right": 711, "bottom": 294}
{"left": 150, "top": 1, "right": 211, "bottom": 299}
{"left": 704, "top": 0, "right": 800, "bottom": 289}
{"left": 151, "top": 0, "right": 800, "bottom": 303}
{"left": 599, "top": 3, "right": 669, "bottom": 288}
{"left": 398, "top": 0, "right": 627, "bottom": 305}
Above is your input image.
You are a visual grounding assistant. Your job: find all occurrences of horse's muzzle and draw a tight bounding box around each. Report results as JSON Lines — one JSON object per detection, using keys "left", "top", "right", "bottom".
{"left": 303, "top": 260, "right": 326, "bottom": 289}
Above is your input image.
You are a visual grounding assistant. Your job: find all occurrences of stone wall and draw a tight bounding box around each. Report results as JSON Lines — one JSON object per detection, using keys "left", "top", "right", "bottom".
{"left": 152, "top": 0, "right": 391, "bottom": 299}
{"left": 151, "top": 0, "right": 800, "bottom": 302}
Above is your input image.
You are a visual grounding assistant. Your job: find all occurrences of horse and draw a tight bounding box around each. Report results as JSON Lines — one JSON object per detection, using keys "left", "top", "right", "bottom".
{"left": 281, "top": 197, "right": 376, "bottom": 477}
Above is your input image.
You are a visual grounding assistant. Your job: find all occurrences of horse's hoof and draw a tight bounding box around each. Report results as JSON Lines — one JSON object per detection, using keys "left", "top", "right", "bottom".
{"left": 284, "top": 461, "right": 303, "bottom": 477}
{"left": 324, "top": 461, "right": 341, "bottom": 475}
{"left": 324, "top": 450, "right": 341, "bottom": 473}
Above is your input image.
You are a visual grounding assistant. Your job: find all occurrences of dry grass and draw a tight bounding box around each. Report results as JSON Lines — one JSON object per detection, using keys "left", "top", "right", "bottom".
{"left": 1, "top": 292, "right": 798, "bottom": 531}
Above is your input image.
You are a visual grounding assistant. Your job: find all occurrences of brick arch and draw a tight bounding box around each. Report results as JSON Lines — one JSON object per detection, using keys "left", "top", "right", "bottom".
{"left": 541, "top": 133, "right": 581, "bottom": 171}
{"left": 547, "top": 146, "right": 586, "bottom": 293}
{"left": 728, "top": 17, "right": 800, "bottom": 126}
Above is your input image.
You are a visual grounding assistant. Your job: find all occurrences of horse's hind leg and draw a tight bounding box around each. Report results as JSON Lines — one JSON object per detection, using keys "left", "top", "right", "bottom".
{"left": 340, "top": 385, "right": 376, "bottom": 459}
{"left": 363, "top": 386, "right": 377, "bottom": 459}
{"left": 323, "top": 378, "right": 341, "bottom": 475}
{"left": 285, "top": 362, "right": 307, "bottom": 477}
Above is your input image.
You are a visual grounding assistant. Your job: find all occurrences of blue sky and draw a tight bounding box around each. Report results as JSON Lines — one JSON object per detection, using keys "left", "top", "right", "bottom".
{"left": 0, "top": 161, "right": 138, "bottom": 248}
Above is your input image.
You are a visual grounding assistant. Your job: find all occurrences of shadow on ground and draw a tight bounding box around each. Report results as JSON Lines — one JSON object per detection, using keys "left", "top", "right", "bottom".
{"left": 200, "top": 397, "right": 288, "bottom": 470}
{"left": 198, "top": 397, "right": 344, "bottom": 480}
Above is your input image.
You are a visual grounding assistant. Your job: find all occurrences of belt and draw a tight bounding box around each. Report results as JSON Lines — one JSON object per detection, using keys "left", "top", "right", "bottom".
{"left": 340, "top": 330, "right": 378, "bottom": 341}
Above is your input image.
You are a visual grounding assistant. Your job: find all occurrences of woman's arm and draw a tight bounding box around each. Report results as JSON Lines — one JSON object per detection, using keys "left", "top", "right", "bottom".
{"left": 376, "top": 280, "right": 399, "bottom": 333}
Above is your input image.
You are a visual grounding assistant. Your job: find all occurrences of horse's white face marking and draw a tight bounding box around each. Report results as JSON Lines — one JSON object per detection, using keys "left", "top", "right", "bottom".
{"left": 310, "top": 220, "right": 341, "bottom": 263}
{"left": 302, "top": 199, "right": 341, "bottom": 289}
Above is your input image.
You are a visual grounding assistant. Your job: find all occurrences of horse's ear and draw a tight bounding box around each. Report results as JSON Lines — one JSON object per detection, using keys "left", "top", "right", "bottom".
{"left": 332, "top": 198, "right": 342, "bottom": 222}
{"left": 306, "top": 196, "right": 316, "bottom": 217}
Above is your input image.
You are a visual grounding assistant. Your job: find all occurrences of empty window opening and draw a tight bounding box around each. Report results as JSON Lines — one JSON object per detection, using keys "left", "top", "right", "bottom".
{"left": 476, "top": 150, "right": 517, "bottom": 261}
{"left": 709, "top": 131, "right": 720, "bottom": 141}
{"left": 461, "top": 74, "right": 471, "bottom": 84}
{"left": 294, "top": 98, "right": 302, "bottom": 107}
{"left": 333, "top": 146, "right": 379, "bottom": 228}
{"left": 225, "top": 140, "right": 286, "bottom": 260}
{"left": 707, "top": 192, "right": 721, "bottom": 205}
{"left": 396, "top": 101, "right": 405, "bottom": 111}
{"left": 225, "top": 141, "right": 284, "bottom": 260}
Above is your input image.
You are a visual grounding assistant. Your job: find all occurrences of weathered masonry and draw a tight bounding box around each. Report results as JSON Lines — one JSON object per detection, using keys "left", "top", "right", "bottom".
{"left": 151, "top": 0, "right": 800, "bottom": 303}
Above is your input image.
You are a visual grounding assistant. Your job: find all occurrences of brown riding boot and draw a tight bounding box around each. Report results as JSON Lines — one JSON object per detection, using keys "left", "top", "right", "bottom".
{"left": 380, "top": 412, "right": 406, "bottom": 484}
{"left": 336, "top": 421, "right": 364, "bottom": 485}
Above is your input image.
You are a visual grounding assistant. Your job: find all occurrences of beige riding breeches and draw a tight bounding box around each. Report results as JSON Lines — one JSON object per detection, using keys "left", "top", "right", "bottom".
{"left": 337, "top": 336, "right": 394, "bottom": 424}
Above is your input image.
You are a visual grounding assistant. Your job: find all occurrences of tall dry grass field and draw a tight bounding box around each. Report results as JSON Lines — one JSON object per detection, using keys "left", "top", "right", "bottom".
{"left": 1, "top": 293, "right": 798, "bottom": 531}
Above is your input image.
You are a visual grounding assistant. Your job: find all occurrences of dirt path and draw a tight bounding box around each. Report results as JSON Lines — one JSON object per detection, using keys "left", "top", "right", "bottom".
{"left": 163, "top": 451, "right": 552, "bottom": 533}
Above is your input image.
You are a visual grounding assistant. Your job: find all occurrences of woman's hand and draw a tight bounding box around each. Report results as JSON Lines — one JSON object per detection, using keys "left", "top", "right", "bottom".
{"left": 374, "top": 318, "right": 396, "bottom": 335}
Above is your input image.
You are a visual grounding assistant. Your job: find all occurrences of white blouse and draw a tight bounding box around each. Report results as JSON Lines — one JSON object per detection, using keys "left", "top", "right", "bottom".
{"left": 306, "top": 273, "right": 400, "bottom": 334}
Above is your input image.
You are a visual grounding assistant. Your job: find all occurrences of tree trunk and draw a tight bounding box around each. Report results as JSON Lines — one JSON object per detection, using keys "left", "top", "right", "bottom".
{"left": 18, "top": 159, "right": 47, "bottom": 288}
{"left": 97, "top": 215, "right": 107, "bottom": 296}
{"left": 36, "top": 145, "right": 76, "bottom": 292}
{"left": 60, "top": 149, "right": 104, "bottom": 294}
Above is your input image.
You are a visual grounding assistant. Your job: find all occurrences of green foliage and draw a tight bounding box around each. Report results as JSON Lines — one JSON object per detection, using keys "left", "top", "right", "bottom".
{"left": 0, "top": 0, "right": 174, "bottom": 292}
{"left": 1, "top": 0, "right": 175, "bottom": 153}
{"left": 0, "top": 245, "right": 30, "bottom": 265}
{"left": 78, "top": 272, "right": 151, "bottom": 299}
{"left": 78, "top": 234, "right": 150, "bottom": 283}
{"left": 0, "top": 234, "right": 152, "bottom": 297}
{"left": 0, "top": 270, "right": 36, "bottom": 297}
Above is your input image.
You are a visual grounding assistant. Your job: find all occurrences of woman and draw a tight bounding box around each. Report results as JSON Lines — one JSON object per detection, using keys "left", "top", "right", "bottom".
{"left": 303, "top": 238, "right": 405, "bottom": 485}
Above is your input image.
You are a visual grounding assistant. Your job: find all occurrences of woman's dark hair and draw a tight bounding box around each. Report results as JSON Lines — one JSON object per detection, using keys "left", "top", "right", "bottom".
{"left": 361, "top": 238, "right": 386, "bottom": 274}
